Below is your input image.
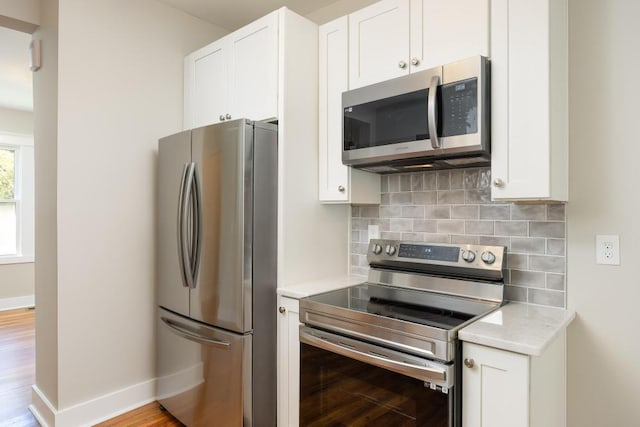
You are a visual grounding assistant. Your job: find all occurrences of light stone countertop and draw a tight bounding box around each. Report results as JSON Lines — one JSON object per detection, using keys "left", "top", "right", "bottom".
{"left": 277, "top": 275, "right": 366, "bottom": 299}
{"left": 458, "top": 302, "right": 576, "bottom": 356}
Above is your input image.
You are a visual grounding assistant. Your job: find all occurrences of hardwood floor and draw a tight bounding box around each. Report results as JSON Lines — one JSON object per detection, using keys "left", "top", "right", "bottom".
{"left": 0, "top": 308, "right": 37, "bottom": 427}
{"left": 0, "top": 308, "right": 182, "bottom": 427}
{"left": 94, "top": 403, "right": 183, "bottom": 427}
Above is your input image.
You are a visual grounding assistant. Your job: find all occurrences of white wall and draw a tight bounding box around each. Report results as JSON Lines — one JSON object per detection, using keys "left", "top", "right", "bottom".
{"left": 0, "top": 107, "right": 34, "bottom": 302}
{"left": 19, "top": 0, "right": 226, "bottom": 418}
{"left": 32, "top": 0, "right": 60, "bottom": 409}
{"left": 0, "top": 107, "right": 33, "bottom": 134}
{"left": 0, "top": 0, "right": 39, "bottom": 32}
{"left": 567, "top": 0, "right": 640, "bottom": 425}
{"left": 0, "top": 263, "right": 34, "bottom": 300}
{"left": 51, "top": 0, "right": 226, "bottom": 414}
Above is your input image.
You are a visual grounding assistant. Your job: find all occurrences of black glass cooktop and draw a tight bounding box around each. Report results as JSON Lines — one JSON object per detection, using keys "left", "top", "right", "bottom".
{"left": 305, "top": 283, "right": 484, "bottom": 331}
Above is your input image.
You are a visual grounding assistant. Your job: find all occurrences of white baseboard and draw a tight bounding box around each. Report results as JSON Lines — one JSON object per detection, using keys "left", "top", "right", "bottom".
{"left": 30, "top": 379, "right": 157, "bottom": 427}
{"left": 30, "top": 385, "right": 55, "bottom": 427}
{"left": 0, "top": 295, "right": 35, "bottom": 311}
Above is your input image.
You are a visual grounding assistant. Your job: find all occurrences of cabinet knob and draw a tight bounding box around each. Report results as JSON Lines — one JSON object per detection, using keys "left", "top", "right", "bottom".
{"left": 225, "top": 113, "right": 232, "bottom": 120}
{"left": 278, "top": 306, "right": 286, "bottom": 314}
{"left": 219, "top": 115, "right": 225, "bottom": 121}
{"left": 464, "top": 358, "right": 475, "bottom": 368}
{"left": 338, "top": 185, "right": 346, "bottom": 192}
{"left": 493, "top": 178, "right": 505, "bottom": 188}
{"left": 411, "top": 57, "right": 420, "bottom": 66}
{"left": 398, "top": 60, "right": 407, "bottom": 69}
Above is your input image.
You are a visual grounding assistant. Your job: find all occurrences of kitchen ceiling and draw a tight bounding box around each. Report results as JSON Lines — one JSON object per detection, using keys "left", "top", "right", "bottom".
{"left": 0, "top": 26, "right": 32, "bottom": 112}
{"left": 0, "top": 1, "right": 345, "bottom": 113}
{"left": 159, "top": 0, "right": 341, "bottom": 30}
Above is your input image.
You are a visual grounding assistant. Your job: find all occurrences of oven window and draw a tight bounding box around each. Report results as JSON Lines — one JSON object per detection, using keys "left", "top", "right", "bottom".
{"left": 300, "top": 343, "right": 450, "bottom": 427}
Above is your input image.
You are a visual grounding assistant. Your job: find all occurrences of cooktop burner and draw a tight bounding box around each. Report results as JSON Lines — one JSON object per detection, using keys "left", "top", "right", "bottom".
{"left": 367, "top": 298, "right": 473, "bottom": 329}
{"left": 305, "top": 283, "right": 477, "bottom": 331}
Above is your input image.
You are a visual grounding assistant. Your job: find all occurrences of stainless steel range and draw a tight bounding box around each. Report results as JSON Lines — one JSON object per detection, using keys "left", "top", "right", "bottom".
{"left": 298, "top": 239, "right": 506, "bottom": 427}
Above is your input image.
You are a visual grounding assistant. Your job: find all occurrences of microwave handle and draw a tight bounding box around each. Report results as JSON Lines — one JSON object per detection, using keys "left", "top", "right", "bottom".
{"left": 428, "top": 75, "right": 441, "bottom": 149}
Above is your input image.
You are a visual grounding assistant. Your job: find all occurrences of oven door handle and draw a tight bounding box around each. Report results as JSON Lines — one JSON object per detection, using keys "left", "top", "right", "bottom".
{"left": 300, "top": 328, "right": 449, "bottom": 385}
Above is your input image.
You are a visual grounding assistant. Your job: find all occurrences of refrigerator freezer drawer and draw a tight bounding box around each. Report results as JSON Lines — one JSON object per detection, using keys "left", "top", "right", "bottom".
{"left": 157, "top": 308, "right": 252, "bottom": 426}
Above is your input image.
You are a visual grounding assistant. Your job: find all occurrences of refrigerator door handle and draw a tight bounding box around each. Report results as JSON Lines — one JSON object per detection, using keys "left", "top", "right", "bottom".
{"left": 190, "top": 164, "right": 203, "bottom": 288}
{"left": 161, "top": 317, "right": 231, "bottom": 348}
{"left": 177, "top": 163, "right": 191, "bottom": 288}
{"left": 181, "top": 163, "right": 196, "bottom": 289}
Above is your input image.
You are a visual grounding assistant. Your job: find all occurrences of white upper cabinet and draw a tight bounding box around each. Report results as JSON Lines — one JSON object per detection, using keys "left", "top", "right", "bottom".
{"left": 348, "top": 0, "right": 489, "bottom": 89}
{"left": 490, "top": 0, "right": 568, "bottom": 201}
{"left": 184, "top": 11, "right": 278, "bottom": 129}
{"left": 410, "top": 0, "right": 489, "bottom": 71}
{"left": 319, "top": 16, "right": 380, "bottom": 204}
{"left": 185, "top": 38, "right": 228, "bottom": 129}
{"left": 228, "top": 12, "right": 278, "bottom": 123}
{"left": 348, "top": 0, "right": 411, "bottom": 89}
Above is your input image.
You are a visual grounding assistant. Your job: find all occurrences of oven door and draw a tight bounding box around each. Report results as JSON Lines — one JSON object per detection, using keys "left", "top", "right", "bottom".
{"left": 299, "top": 326, "right": 459, "bottom": 427}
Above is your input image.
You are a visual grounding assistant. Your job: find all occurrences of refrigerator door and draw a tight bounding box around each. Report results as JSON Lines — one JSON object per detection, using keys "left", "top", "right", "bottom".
{"left": 157, "top": 308, "right": 252, "bottom": 427}
{"left": 158, "top": 130, "right": 192, "bottom": 317}
{"left": 190, "top": 120, "right": 254, "bottom": 332}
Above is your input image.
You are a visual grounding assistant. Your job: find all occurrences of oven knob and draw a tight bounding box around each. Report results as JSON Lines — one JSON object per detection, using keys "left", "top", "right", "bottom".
{"left": 481, "top": 251, "right": 496, "bottom": 264}
{"left": 461, "top": 250, "right": 476, "bottom": 263}
{"left": 385, "top": 245, "right": 396, "bottom": 256}
{"left": 372, "top": 244, "right": 383, "bottom": 255}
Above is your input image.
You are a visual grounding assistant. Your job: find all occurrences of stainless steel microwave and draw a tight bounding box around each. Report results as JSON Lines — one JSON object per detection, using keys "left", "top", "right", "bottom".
{"left": 343, "top": 56, "right": 490, "bottom": 173}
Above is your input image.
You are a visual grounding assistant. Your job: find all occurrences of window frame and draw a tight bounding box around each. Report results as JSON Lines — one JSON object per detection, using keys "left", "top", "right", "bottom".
{"left": 0, "top": 133, "right": 34, "bottom": 264}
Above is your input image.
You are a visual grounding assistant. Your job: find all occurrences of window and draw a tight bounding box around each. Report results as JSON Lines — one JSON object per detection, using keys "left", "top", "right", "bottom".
{"left": 0, "top": 147, "right": 17, "bottom": 254}
{"left": 0, "top": 134, "right": 34, "bottom": 263}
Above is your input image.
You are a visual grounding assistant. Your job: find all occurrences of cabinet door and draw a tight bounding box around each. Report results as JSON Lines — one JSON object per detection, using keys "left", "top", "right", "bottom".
{"left": 319, "top": 17, "right": 350, "bottom": 202}
{"left": 490, "top": 0, "right": 568, "bottom": 201}
{"left": 277, "top": 296, "right": 300, "bottom": 427}
{"left": 463, "top": 342, "right": 530, "bottom": 427}
{"left": 410, "top": 0, "right": 489, "bottom": 71}
{"left": 349, "top": 0, "right": 410, "bottom": 89}
{"left": 184, "top": 39, "right": 229, "bottom": 129}
{"left": 228, "top": 11, "right": 278, "bottom": 122}
{"left": 319, "top": 17, "right": 381, "bottom": 205}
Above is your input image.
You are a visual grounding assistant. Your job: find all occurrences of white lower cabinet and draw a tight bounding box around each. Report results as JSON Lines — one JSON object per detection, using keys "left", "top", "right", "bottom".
{"left": 462, "top": 331, "right": 566, "bottom": 427}
{"left": 277, "top": 296, "right": 300, "bottom": 427}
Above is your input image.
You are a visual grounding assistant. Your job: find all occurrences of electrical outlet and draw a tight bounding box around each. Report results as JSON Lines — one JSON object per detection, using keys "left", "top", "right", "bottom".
{"left": 368, "top": 225, "right": 380, "bottom": 242}
{"left": 596, "top": 235, "right": 620, "bottom": 265}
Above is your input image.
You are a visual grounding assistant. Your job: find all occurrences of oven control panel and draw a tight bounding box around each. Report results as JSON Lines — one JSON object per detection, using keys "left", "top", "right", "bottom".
{"left": 367, "top": 239, "right": 506, "bottom": 279}
{"left": 397, "top": 243, "right": 460, "bottom": 262}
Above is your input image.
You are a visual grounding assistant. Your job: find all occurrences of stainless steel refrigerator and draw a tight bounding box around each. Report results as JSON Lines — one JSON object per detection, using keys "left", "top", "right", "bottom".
{"left": 156, "top": 119, "right": 277, "bottom": 426}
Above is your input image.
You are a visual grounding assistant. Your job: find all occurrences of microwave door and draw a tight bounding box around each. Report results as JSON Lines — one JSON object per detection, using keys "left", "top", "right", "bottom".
{"left": 342, "top": 67, "right": 443, "bottom": 166}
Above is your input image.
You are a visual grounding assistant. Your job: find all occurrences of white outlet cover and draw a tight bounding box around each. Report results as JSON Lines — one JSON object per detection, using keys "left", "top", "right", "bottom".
{"left": 596, "top": 234, "right": 620, "bottom": 265}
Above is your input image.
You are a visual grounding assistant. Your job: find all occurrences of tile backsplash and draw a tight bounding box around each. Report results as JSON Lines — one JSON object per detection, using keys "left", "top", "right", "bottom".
{"left": 350, "top": 167, "right": 566, "bottom": 308}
